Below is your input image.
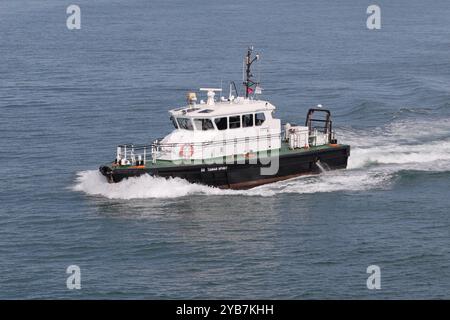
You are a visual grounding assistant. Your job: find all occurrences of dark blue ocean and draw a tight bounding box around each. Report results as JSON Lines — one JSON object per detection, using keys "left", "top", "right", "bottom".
{"left": 1, "top": 0, "right": 450, "bottom": 299}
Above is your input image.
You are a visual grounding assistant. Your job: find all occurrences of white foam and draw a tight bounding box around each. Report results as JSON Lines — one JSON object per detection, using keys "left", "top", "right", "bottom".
{"left": 72, "top": 169, "right": 389, "bottom": 200}
{"left": 344, "top": 119, "right": 450, "bottom": 171}
{"left": 349, "top": 141, "right": 450, "bottom": 169}
{"left": 73, "top": 170, "right": 232, "bottom": 199}
{"left": 254, "top": 169, "right": 392, "bottom": 195}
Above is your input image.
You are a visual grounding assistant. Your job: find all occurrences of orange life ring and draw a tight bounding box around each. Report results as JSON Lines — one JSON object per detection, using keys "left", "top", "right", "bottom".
{"left": 179, "top": 144, "right": 194, "bottom": 158}
{"left": 244, "top": 152, "right": 255, "bottom": 159}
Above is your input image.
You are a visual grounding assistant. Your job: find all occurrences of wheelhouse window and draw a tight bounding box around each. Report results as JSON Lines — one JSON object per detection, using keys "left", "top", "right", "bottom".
{"left": 170, "top": 116, "right": 178, "bottom": 129}
{"left": 255, "top": 112, "right": 266, "bottom": 126}
{"left": 214, "top": 117, "right": 228, "bottom": 130}
{"left": 194, "top": 118, "right": 215, "bottom": 131}
{"left": 229, "top": 115, "right": 241, "bottom": 129}
{"left": 177, "top": 118, "right": 194, "bottom": 130}
{"left": 242, "top": 114, "right": 254, "bottom": 127}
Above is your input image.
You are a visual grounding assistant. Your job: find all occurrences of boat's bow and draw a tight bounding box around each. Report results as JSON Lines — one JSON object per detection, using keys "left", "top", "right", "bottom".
{"left": 99, "top": 165, "right": 114, "bottom": 183}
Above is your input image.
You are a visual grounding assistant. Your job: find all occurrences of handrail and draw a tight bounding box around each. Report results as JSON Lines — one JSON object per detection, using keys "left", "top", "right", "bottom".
{"left": 115, "top": 132, "right": 283, "bottom": 165}
{"left": 118, "top": 133, "right": 282, "bottom": 150}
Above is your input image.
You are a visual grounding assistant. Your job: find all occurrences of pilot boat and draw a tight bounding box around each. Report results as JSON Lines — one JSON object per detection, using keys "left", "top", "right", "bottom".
{"left": 99, "top": 48, "right": 350, "bottom": 189}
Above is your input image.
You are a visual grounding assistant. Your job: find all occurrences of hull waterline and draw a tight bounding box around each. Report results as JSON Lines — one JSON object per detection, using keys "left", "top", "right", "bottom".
{"left": 99, "top": 144, "right": 350, "bottom": 190}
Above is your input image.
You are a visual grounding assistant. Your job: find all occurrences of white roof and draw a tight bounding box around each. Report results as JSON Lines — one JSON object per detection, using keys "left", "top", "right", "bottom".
{"left": 169, "top": 98, "right": 276, "bottom": 118}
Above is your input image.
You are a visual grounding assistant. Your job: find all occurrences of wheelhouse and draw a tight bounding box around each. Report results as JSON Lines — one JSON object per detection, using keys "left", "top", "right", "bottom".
{"left": 170, "top": 111, "right": 268, "bottom": 132}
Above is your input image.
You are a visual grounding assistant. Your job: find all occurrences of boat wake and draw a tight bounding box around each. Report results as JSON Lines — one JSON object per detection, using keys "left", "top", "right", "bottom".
{"left": 73, "top": 118, "right": 450, "bottom": 200}
{"left": 343, "top": 118, "right": 450, "bottom": 172}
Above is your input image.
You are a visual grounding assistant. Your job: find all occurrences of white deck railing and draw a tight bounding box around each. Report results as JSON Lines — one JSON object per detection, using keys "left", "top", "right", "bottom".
{"left": 115, "top": 133, "right": 282, "bottom": 166}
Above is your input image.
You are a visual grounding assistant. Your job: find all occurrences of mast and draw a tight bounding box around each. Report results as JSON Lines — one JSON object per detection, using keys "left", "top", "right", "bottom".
{"left": 243, "top": 46, "right": 260, "bottom": 98}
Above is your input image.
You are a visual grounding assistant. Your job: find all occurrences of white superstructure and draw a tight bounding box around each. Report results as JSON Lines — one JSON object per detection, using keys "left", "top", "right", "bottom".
{"left": 156, "top": 91, "right": 281, "bottom": 161}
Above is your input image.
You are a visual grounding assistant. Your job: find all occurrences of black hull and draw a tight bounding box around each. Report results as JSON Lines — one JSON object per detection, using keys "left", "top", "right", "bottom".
{"left": 100, "top": 145, "right": 350, "bottom": 190}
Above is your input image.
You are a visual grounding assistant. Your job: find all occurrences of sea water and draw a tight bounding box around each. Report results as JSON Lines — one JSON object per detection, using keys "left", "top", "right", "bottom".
{"left": 1, "top": 0, "right": 450, "bottom": 298}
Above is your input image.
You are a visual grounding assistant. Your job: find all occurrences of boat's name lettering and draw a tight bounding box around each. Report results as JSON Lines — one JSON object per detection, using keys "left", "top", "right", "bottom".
{"left": 201, "top": 166, "right": 227, "bottom": 172}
